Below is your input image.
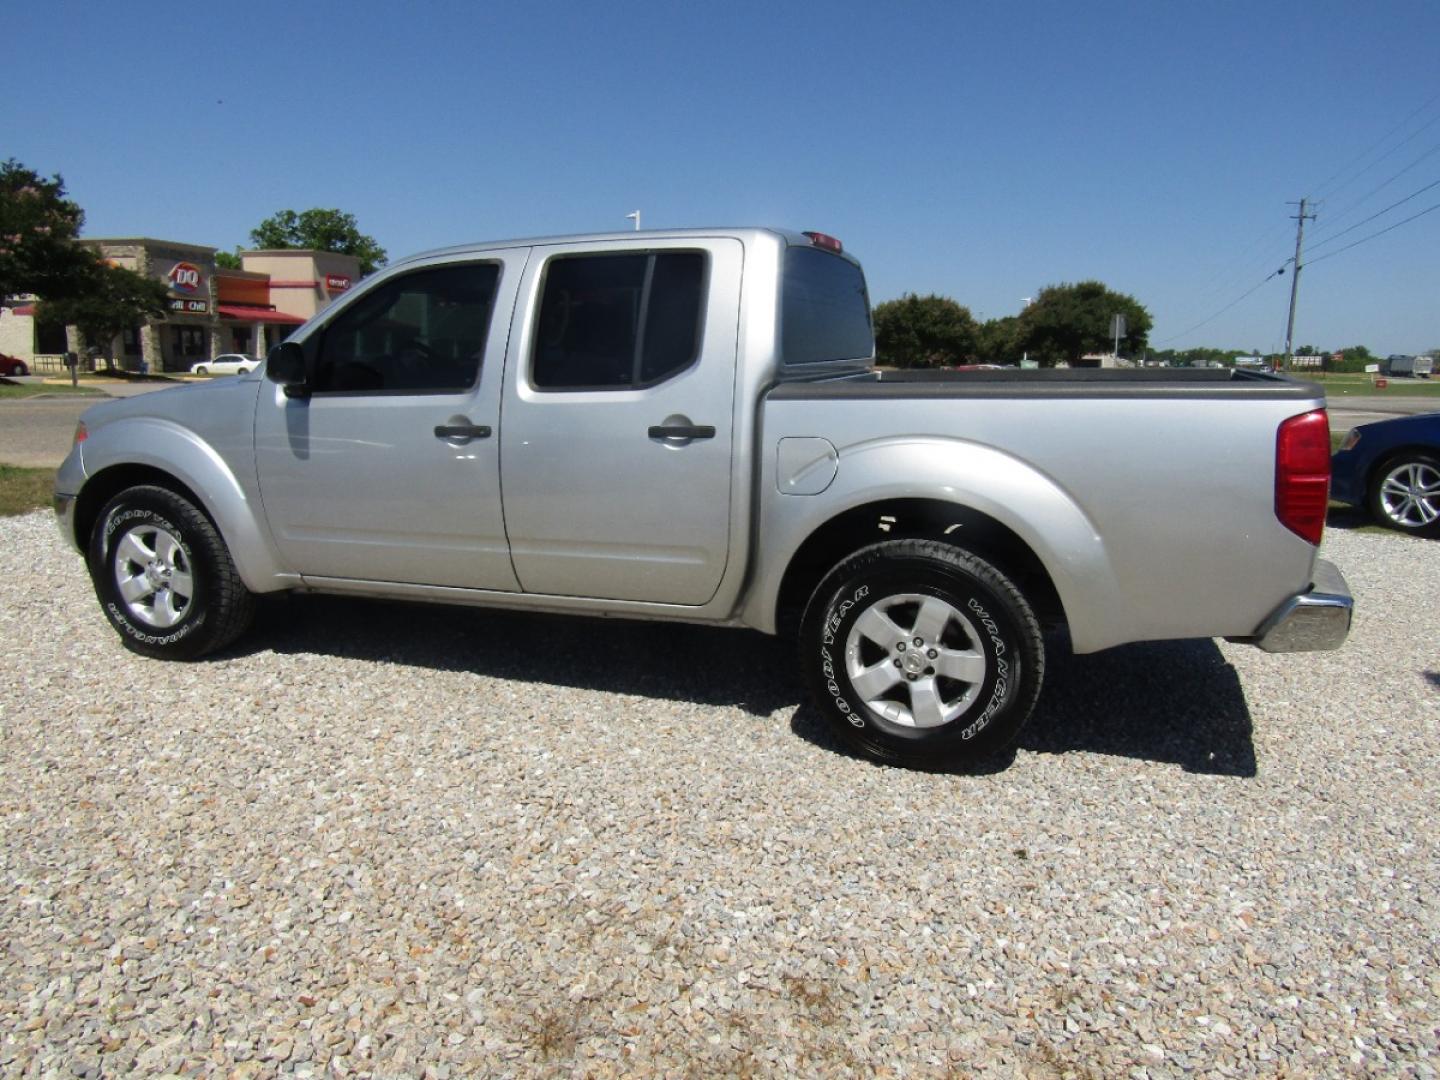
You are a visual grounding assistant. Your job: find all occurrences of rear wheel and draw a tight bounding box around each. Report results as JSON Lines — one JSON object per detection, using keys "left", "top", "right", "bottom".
{"left": 800, "top": 539, "right": 1044, "bottom": 769}
{"left": 88, "top": 485, "right": 256, "bottom": 659}
{"left": 1368, "top": 452, "right": 1440, "bottom": 536}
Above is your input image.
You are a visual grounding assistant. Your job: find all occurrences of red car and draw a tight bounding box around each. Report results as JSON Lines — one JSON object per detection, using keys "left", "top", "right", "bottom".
{"left": 0, "top": 353, "right": 30, "bottom": 377}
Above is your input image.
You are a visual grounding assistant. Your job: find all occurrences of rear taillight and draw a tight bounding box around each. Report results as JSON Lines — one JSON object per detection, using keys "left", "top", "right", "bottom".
{"left": 73, "top": 421, "right": 87, "bottom": 445}
{"left": 1275, "top": 409, "right": 1330, "bottom": 545}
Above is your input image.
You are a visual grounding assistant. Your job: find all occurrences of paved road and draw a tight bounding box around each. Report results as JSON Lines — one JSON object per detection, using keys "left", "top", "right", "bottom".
{"left": 1326, "top": 394, "right": 1436, "bottom": 429}
{"left": 0, "top": 380, "right": 178, "bottom": 468}
{"left": 0, "top": 398, "right": 97, "bottom": 468}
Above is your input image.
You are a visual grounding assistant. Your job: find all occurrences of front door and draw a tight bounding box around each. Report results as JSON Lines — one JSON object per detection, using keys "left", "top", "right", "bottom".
{"left": 254, "top": 253, "right": 524, "bottom": 591}
{"left": 499, "top": 238, "right": 741, "bottom": 605}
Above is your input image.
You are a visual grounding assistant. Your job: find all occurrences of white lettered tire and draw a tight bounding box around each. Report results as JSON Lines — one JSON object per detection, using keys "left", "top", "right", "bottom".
{"left": 88, "top": 485, "right": 256, "bottom": 660}
{"left": 800, "top": 539, "right": 1044, "bottom": 769}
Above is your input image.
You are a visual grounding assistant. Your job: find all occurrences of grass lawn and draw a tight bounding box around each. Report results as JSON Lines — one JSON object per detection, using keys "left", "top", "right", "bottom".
{"left": 0, "top": 383, "right": 107, "bottom": 399}
{"left": 1309, "top": 372, "right": 1440, "bottom": 398}
{"left": 0, "top": 465, "right": 55, "bottom": 516}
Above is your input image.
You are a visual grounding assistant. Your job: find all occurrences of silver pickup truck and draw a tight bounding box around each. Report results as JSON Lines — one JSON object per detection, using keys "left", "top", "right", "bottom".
{"left": 55, "top": 227, "right": 1352, "bottom": 768}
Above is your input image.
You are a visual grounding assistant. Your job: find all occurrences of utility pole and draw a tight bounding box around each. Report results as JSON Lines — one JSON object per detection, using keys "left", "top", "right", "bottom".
{"left": 625, "top": 210, "right": 641, "bottom": 231}
{"left": 1283, "top": 197, "right": 1316, "bottom": 372}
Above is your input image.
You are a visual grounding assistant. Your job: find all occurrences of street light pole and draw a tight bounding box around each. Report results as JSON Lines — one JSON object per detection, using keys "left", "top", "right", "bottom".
{"left": 626, "top": 210, "right": 641, "bottom": 231}
{"left": 1020, "top": 298, "right": 1032, "bottom": 367}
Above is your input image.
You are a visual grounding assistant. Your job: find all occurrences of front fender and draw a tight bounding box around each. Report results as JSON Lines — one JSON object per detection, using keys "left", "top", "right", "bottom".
{"left": 78, "top": 418, "right": 291, "bottom": 592}
{"left": 745, "top": 436, "right": 1126, "bottom": 652}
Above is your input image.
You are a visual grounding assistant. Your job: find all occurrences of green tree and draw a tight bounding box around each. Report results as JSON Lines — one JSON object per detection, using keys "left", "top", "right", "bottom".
{"left": 1328, "top": 345, "right": 1374, "bottom": 373}
{"left": 0, "top": 159, "right": 98, "bottom": 302}
{"left": 34, "top": 263, "right": 169, "bottom": 369}
{"left": 1019, "top": 281, "right": 1152, "bottom": 366}
{"left": 214, "top": 249, "right": 243, "bottom": 270}
{"left": 873, "top": 294, "right": 980, "bottom": 369}
{"left": 976, "top": 315, "right": 1023, "bottom": 364}
{"left": 249, "top": 208, "right": 387, "bottom": 275}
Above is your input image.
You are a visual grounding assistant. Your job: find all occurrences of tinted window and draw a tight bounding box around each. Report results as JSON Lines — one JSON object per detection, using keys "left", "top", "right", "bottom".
{"left": 781, "top": 246, "right": 873, "bottom": 365}
{"left": 314, "top": 263, "right": 499, "bottom": 393}
{"left": 532, "top": 252, "right": 706, "bottom": 390}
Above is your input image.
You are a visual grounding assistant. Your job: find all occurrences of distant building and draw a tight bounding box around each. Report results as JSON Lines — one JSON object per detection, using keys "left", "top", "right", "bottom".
{"left": 0, "top": 239, "right": 359, "bottom": 373}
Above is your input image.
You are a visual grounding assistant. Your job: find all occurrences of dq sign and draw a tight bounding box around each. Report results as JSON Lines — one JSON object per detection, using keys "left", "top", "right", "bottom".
{"left": 168, "top": 262, "right": 203, "bottom": 294}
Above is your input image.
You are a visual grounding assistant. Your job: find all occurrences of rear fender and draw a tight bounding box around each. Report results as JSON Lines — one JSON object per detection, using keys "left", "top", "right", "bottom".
{"left": 748, "top": 436, "right": 1125, "bottom": 652}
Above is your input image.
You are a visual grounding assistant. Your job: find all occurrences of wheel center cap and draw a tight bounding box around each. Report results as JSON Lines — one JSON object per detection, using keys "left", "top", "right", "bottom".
{"left": 902, "top": 651, "right": 926, "bottom": 674}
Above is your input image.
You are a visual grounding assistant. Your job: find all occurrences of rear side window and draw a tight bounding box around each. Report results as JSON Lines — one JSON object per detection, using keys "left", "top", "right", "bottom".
{"left": 532, "top": 251, "right": 706, "bottom": 390}
{"left": 781, "top": 246, "right": 873, "bottom": 366}
{"left": 314, "top": 263, "right": 500, "bottom": 393}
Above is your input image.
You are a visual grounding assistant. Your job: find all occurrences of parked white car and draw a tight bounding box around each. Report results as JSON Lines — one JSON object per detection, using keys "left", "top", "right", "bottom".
{"left": 190, "top": 354, "right": 259, "bottom": 376}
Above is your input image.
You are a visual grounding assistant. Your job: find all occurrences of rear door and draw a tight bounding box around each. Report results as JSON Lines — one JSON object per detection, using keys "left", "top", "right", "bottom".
{"left": 500, "top": 237, "right": 742, "bottom": 604}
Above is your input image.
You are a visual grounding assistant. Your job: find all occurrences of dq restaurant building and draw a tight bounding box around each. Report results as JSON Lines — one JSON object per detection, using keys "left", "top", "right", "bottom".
{"left": 0, "top": 239, "right": 360, "bottom": 373}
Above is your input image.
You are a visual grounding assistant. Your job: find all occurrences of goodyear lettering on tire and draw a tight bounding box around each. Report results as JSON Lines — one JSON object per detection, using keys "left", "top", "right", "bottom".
{"left": 821, "top": 585, "right": 869, "bottom": 728}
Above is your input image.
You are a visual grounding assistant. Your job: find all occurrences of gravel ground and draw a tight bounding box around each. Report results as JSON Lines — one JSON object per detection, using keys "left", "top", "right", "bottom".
{"left": 2, "top": 510, "right": 1437, "bottom": 1078}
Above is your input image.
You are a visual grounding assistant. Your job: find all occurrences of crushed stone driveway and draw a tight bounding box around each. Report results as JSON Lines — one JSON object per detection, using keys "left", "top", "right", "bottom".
{"left": 1, "top": 512, "right": 1437, "bottom": 1076}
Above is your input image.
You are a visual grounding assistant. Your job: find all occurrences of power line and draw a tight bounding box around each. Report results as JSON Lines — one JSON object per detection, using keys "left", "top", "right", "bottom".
{"left": 1307, "top": 176, "right": 1440, "bottom": 254}
{"left": 1175, "top": 92, "right": 1440, "bottom": 338}
{"left": 1309, "top": 139, "right": 1440, "bottom": 236}
{"left": 1166, "top": 194, "right": 1440, "bottom": 346}
{"left": 1308, "top": 89, "right": 1440, "bottom": 204}
{"left": 1186, "top": 226, "right": 1295, "bottom": 308}
{"left": 1155, "top": 90, "right": 1440, "bottom": 349}
{"left": 1154, "top": 267, "right": 1287, "bottom": 345}
{"left": 1305, "top": 200, "right": 1440, "bottom": 267}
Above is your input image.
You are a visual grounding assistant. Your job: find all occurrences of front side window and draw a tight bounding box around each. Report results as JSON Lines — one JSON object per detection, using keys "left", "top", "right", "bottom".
{"left": 531, "top": 251, "right": 706, "bottom": 390}
{"left": 314, "top": 262, "right": 500, "bottom": 393}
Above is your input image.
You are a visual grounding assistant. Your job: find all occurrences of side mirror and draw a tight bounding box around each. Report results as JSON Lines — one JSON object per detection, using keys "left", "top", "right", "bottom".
{"left": 266, "top": 341, "right": 310, "bottom": 399}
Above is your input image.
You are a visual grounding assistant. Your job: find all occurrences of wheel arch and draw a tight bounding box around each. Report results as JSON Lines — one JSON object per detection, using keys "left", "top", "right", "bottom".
{"left": 746, "top": 434, "right": 1131, "bottom": 650}
{"left": 76, "top": 463, "right": 208, "bottom": 555}
{"left": 1366, "top": 443, "right": 1440, "bottom": 493}
{"left": 75, "top": 438, "right": 290, "bottom": 593}
{"left": 772, "top": 498, "right": 1067, "bottom": 639}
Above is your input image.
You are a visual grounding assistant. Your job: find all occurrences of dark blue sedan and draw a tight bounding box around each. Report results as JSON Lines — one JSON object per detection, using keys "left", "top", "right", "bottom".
{"left": 1331, "top": 411, "right": 1440, "bottom": 536}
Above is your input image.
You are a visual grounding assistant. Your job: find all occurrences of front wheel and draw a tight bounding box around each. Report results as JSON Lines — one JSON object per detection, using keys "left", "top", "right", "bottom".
{"left": 1368, "top": 452, "right": 1440, "bottom": 536}
{"left": 800, "top": 540, "right": 1045, "bottom": 769}
{"left": 88, "top": 485, "right": 256, "bottom": 659}
{"left": 194, "top": 366, "right": 208, "bottom": 376}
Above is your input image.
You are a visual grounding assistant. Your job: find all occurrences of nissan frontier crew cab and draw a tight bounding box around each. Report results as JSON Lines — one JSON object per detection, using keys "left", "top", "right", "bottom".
{"left": 55, "top": 228, "right": 1353, "bottom": 769}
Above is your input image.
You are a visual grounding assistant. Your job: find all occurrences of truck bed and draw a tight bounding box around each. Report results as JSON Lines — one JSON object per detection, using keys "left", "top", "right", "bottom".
{"left": 770, "top": 367, "right": 1322, "bottom": 401}
{"left": 755, "top": 366, "right": 1330, "bottom": 652}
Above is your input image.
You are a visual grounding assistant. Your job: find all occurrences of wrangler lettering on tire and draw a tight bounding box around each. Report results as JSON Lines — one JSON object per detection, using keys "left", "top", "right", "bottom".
{"left": 800, "top": 539, "right": 1044, "bottom": 769}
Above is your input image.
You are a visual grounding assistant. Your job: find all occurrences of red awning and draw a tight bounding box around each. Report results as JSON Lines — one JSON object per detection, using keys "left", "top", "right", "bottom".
{"left": 11, "top": 304, "right": 36, "bottom": 316}
{"left": 218, "top": 304, "right": 306, "bottom": 325}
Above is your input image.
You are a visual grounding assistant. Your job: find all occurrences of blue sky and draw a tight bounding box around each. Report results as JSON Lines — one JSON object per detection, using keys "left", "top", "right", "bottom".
{"left": 7, "top": 0, "right": 1438, "bottom": 355}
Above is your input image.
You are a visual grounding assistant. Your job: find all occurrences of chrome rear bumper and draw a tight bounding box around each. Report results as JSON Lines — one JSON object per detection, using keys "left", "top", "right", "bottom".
{"left": 1234, "top": 559, "right": 1353, "bottom": 653}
